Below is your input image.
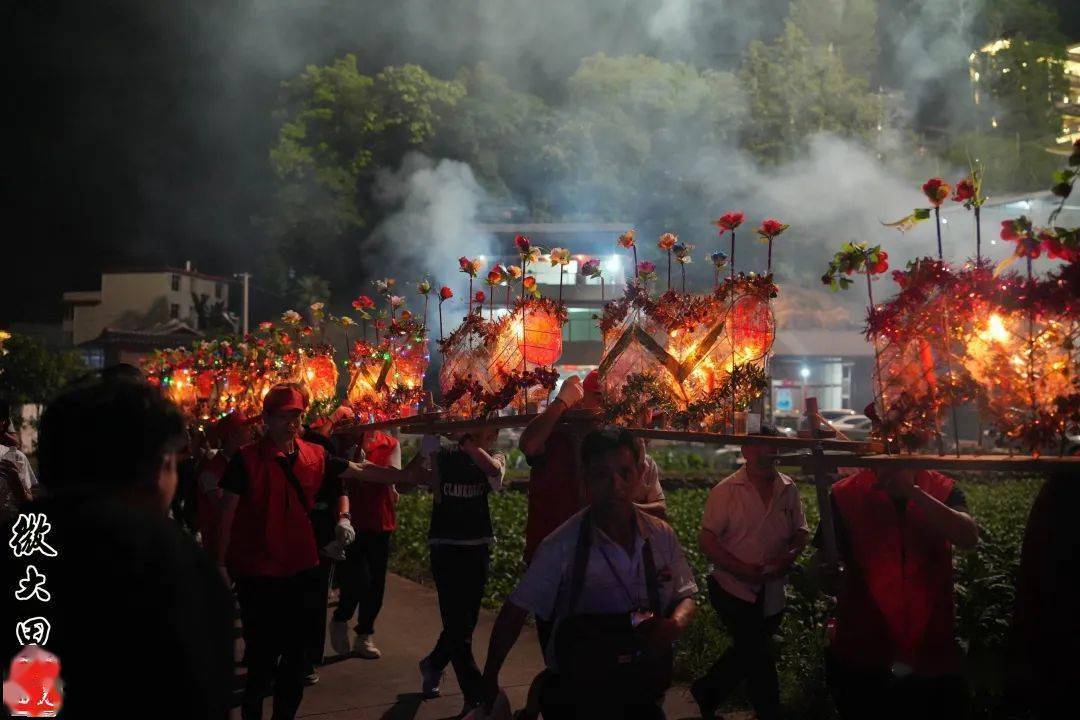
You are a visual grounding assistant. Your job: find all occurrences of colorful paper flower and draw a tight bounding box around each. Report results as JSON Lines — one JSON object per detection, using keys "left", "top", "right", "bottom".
{"left": 439, "top": 286, "right": 454, "bottom": 300}
{"left": 281, "top": 310, "right": 301, "bottom": 325}
{"left": 658, "top": 233, "right": 678, "bottom": 251}
{"left": 922, "top": 177, "right": 950, "bottom": 207}
{"left": 580, "top": 258, "right": 602, "bottom": 278}
{"left": 486, "top": 266, "right": 506, "bottom": 286}
{"left": 417, "top": 279, "right": 432, "bottom": 295}
{"left": 713, "top": 212, "right": 744, "bottom": 232}
{"left": 353, "top": 295, "right": 375, "bottom": 311}
{"left": 258, "top": 321, "right": 274, "bottom": 332}
{"left": 374, "top": 278, "right": 395, "bottom": 295}
{"left": 636, "top": 261, "right": 657, "bottom": 281}
{"left": 514, "top": 235, "right": 532, "bottom": 254}
{"left": 459, "top": 256, "right": 483, "bottom": 277}
{"left": 549, "top": 247, "right": 571, "bottom": 266}
{"left": 710, "top": 251, "right": 729, "bottom": 269}
{"left": 673, "top": 242, "right": 694, "bottom": 264}
{"left": 474, "top": 291, "right": 486, "bottom": 304}
{"left": 506, "top": 265, "right": 523, "bottom": 280}
{"left": 617, "top": 229, "right": 636, "bottom": 249}
{"left": 389, "top": 295, "right": 405, "bottom": 308}
{"left": 756, "top": 219, "right": 789, "bottom": 240}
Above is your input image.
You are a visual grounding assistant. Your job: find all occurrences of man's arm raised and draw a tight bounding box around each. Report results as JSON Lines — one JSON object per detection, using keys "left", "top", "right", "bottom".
{"left": 519, "top": 376, "right": 584, "bottom": 457}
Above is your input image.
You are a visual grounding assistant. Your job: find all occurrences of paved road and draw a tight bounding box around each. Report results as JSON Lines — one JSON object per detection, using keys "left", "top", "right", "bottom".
{"left": 233, "top": 573, "right": 712, "bottom": 719}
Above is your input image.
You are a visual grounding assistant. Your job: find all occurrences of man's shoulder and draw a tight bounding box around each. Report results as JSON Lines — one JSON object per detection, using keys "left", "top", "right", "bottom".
{"left": 533, "top": 507, "right": 589, "bottom": 556}
{"left": 711, "top": 469, "right": 744, "bottom": 492}
{"left": 638, "top": 509, "right": 679, "bottom": 544}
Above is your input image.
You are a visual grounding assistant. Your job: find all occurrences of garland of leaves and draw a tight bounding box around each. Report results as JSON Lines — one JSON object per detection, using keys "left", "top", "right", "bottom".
{"left": 442, "top": 366, "right": 560, "bottom": 416}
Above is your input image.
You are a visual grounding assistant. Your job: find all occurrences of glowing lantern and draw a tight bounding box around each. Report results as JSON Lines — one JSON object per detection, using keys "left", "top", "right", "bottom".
{"left": 519, "top": 305, "right": 563, "bottom": 366}
{"left": 195, "top": 370, "right": 215, "bottom": 400}
{"left": 303, "top": 352, "right": 339, "bottom": 402}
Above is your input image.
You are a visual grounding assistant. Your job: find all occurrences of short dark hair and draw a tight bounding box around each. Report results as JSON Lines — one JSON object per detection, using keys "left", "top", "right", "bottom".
{"left": 101, "top": 362, "right": 144, "bottom": 384}
{"left": 580, "top": 426, "right": 641, "bottom": 467}
{"left": 750, "top": 424, "right": 781, "bottom": 437}
{"left": 38, "top": 378, "right": 186, "bottom": 491}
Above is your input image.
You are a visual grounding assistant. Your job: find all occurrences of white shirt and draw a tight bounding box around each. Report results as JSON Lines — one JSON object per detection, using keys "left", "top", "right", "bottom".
{"left": 701, "top": 467, "right": 808, "bottom": 616}
{"left": 0, "top": 445, "right": 38, "bottom": 493}
{"left": 509, "top": 507, "right": 698, "bottom": 667}
{"left": 634, "top": 454, "right": 665, "bottom": 505}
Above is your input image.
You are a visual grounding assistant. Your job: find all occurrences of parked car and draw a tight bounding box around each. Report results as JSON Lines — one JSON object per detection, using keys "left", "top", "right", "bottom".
{"left": 797, "top": 408, "right": 858, "bottom": 431}
{"left": 830, "top": 414, "right": 874, "bottom": 440}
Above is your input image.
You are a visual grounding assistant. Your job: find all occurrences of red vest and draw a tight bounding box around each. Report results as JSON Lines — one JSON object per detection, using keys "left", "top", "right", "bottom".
{"left": 830, "top": 469, "right": 960, "bottom": 675}
{"left": 196, "top": 452, "right": 228, "bottom": 551}
{"left": 348, "top": 432, "right": 398, "bottom": 533}
{"left": 227, "top": 437, "right": 326, "bottom": 578}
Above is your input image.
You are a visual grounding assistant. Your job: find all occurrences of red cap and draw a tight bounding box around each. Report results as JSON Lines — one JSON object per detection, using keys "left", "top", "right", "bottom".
{"left": 211, "top": 412, "right": 254, "bottom": 441}
{"left": 583, "top": 370, "right": 601, "bottom": 394}
{"left": 263, "top": 385, "right": 307, "bottom": 414}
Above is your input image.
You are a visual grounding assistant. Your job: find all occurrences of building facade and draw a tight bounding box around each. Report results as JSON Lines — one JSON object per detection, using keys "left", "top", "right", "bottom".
{"left": 62, "top": 265, "right": 232, "bottom": 348}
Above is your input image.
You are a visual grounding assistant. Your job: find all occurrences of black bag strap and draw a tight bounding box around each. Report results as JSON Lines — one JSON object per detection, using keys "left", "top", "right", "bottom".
{"left": 641, "top": 534, "right": 662, "bottom": 616}
{"left": 274, "top": 455, "right": 313, "bottom": 513}
{"left": 566, "top": 510, "right": 594, "bottom": 614}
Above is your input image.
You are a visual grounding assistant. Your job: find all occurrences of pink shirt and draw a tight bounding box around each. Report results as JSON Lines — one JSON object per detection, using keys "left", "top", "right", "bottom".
{"left": 701, "top": 467, "right": 808, "bottom": 616}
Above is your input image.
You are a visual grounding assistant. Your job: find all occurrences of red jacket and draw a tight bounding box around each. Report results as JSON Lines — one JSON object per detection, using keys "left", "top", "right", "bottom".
{"left": 349, "top": 432, "right": 398, "bottom": 533}
{"left": 196, "top": 452, "right": 228, "bottom": 552}
{"left": 227, "top": 437, "right": 326, "bottom": 578}
{"left": 830, "top": 469, "right": 960, "bottom": 675}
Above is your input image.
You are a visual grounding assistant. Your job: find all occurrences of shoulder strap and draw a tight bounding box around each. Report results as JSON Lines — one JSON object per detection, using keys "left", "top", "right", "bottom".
{"left": 566, "top": 510, "right": 593, "bottom": 615}
{"left": 641, "top": 534, "right": 662, "bottom": 615}
{"left": 275, "top": 455, "right": 313, "bottom": 513}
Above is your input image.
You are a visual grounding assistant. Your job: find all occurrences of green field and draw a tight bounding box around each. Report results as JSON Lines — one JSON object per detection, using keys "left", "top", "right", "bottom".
{"left": 390, "top": 475, "right": 1042, "bottom": 718}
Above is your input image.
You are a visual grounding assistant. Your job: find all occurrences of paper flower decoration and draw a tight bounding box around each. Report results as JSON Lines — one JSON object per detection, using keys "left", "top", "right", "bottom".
{"left": 281, "top": 310, "right": 302, "bottom": 325}
{"left": 515, "top": 235, "right": 531, "bottom": 253}
{"left": 549, "top": 247, "right": 571, "bottom": 266}
{"left": 507, "top": 265, "right": 523, "bottom": 280}
{"left": 390, "top": 295, "right": 405, "bottom": 308}
{"left": 417, "top": 279, "right": 432, "bottom": 295}
{"left": 658, "top": 233, "right": 678, "bottom": 251}
{"left": 637, "top": 261, "right": 657, "bottom": 281}
{"left": 458, "top": 256, "right": 483, "bottom": 277}
{"left": 756, "top": 219, "right": 789, "bottom": 239}
{"left": 581, "top": 258, "right": 602, "bottom": 278}
{"left": 673, "top": 242, "right": 693, "bottom": 264}
{"left": 523, "top": 276, "right": 539, "bottom": 297}
{"left": 711, "top": 251, "right": 729, "bottom": 269}
{"left": 374, "top": 278, "right": 395, "bottom": 295}
{"left": 922, "top": 177, "right": 951, "bottom": 207}
{"left": 713, "top": 212, "right": 744, "bottom": 232}
{"left": 439, "top": 286, "right": 454, "bottom": 300}
{"left": 353, "top": 295, "right": 375, "bottom": 311}
{"left": 475, "top": 291, "right": 486, "bottom": 304}
{"left": 487, "top": 266, "right": 506, "bottom": 286}
{"left": 618, "top": 230, "right": 636, "bottom": 248}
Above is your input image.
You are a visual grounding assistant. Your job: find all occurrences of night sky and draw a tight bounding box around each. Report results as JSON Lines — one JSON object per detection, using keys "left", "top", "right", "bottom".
{"left": 9, "top": 1, "right": 1080, "bottom": 324}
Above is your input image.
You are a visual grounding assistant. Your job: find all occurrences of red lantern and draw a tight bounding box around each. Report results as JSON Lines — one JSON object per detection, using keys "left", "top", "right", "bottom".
{"left": 194, "top": 370, "right": 215, "bottom": 400}
{"left": 303, "top": 352, "right": 339, "bottom": 402}
{"left": 519, "top": 305, "right": 564, "bottom": 366}
{"left": 730, "top": 295, "right": 775, "bottom": 363}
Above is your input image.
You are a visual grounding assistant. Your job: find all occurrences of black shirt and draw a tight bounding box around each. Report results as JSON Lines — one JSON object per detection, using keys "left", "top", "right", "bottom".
{"left": 429, "top": 448, "right": 495, "bottom": 543}
{"left": 3, "top": 493, "right": 234, "bottom": 719}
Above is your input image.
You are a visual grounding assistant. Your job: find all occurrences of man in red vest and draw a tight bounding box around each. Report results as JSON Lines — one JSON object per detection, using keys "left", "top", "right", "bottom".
{"left": 216, "top": 385, "right": 367, "bottom": 720}
{"left": 822, "top": 466, "right": 979, "bottom": 719}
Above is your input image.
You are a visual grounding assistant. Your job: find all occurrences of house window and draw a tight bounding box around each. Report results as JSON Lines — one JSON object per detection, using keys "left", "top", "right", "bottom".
{"left": 170, "top": 303, "right": 180, "bottom": 319}
{"left": 170, "top": 274, "right": 180, "bottom": 292}
{"left": 215, "top": 282, "right": 223, "bottom": 299}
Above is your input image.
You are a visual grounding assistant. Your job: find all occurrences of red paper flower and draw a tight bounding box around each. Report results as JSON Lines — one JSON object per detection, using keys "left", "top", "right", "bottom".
{"left": 439, "top": 286, "right": 454, "bottom": 300}
{"left": 617, "top": 229, "right": 636, "bottom": 248}
{"left": 713, "top": 211, "right": 745, "bottom": 232}
{"left": 523, "top": 276, "right": 536, "bottom": 291}
{"left": 922, "top": 177, "right": 950, "bottom": 207}
{"left": 869, "top": 250, "right": 889, "bottom": 275}
{"left": 756, "top": 218, "right": 789, "bottom": 238}
{"left": 474, "top": 290, "right": 485, "bottom": 303}
{"left": 952, "top": 178, "right": 975, "bottom": 203}
{"left": 352, "top": 295, "right": 375, "bottom": 310}
{"left": 515, "top": 235, "right": 532, "bottom": 253}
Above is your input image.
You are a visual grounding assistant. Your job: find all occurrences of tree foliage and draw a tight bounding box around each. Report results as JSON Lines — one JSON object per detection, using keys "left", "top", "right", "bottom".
{"left": 739, "top": 22, "right": 884, "bottom": 164}
{"left": 0, "top": 335, "right": 86, "bottom": 406}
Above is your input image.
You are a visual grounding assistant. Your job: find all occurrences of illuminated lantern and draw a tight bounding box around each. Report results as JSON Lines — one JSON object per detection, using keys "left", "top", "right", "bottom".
{"left": 519, "top": 305, "right": 563, "bottom": 366}
{"left": 303, "top": 352, "right": 339, "bottom": 402}
{"left": 195, "top": 370, "right": 215, "bottom": 400}
{"left": 225, "top": 369, "right": 244, "bottom": 397}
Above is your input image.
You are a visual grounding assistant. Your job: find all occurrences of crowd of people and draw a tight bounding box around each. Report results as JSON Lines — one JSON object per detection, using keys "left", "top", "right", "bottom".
{"left": 1, "top": 367, "right": 1075, "bottom": 720}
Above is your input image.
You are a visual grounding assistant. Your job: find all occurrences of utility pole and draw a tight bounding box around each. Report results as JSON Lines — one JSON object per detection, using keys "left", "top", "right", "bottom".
{"left": 235, "top": 272, "right": 251, "bottom": 335}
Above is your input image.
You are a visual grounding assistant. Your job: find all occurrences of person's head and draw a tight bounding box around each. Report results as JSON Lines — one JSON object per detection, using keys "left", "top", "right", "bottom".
{"left": 38, "top": 377, "right": 186, "bottom": 512}
{"left": 875, "top": 466, "right": 917, "bottom": 499}
{"left": 101, "top": 363, "right": 144, "bottom": 384}
{"left": 742, "top": 425, "right": 781, "bottom": 480}
{"left": 212, "top": 412, "right": 256, "bottom": 454}
{"left": 581, "top": 370, "right": 603, "bottom": 411}
{"left": 262, "top": 384, "right": 308, "bottom": 447}
{"left": 581, "top": 427, "right": 642, "bottom": 514}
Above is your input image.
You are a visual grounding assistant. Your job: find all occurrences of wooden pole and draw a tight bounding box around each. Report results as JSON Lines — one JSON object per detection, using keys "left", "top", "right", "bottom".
{"left": 807, "top": 397, "right": 839, "bottom": 567}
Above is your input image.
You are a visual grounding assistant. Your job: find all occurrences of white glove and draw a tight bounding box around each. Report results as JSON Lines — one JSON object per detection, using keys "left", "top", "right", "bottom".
{"left": 554, "top": 375, "right": 584, "bottom": 408}
{"left": 335, "top": 517, "right": 356, "bottom": 546}
{"left": 321, "top": 539, "right": 346, "bottom": 561}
